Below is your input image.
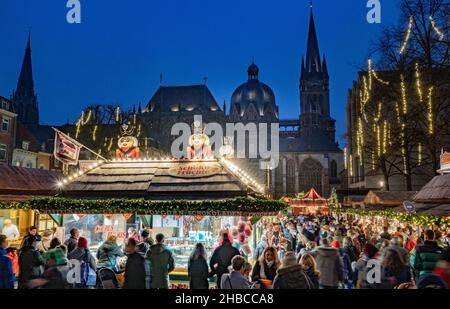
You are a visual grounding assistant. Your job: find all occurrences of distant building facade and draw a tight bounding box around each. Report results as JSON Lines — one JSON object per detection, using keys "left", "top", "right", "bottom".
{"left": 0, "top": 97, "right": 17, "bottom": 165}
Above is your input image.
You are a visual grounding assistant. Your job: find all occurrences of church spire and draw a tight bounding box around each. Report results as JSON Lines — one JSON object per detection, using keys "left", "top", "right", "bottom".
{"left": 322, "top": 54, "right": 328, "bottom": 77}
{"left": 16, "top": 31, "right": 35, "bottom": 98}
{"left": 305, "top": 2, "right": 322, "bottom": 74}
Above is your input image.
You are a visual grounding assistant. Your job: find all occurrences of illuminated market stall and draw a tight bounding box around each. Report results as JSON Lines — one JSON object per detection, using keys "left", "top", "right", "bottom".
{"left": 288, "top": 188, "right": 330, "bottom": 216}
{"left": 16, "top": 157, "right": 285, "bottom": 280}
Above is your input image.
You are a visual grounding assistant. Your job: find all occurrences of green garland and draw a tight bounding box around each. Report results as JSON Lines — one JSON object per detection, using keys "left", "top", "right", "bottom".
{"left": 0, "top": 197, "right": 288, "bottom": 216}
{"left": 332, "top": 207, "right": 450, "bottom": 229}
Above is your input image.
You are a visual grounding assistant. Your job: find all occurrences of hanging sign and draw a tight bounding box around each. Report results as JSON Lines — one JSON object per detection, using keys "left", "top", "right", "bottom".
{"left": 123, "top": 213, "right": 133, "bottom": 221}
{"left": 168, "top": 163, "right": 221, "bottom": 178}
{"left": 403, "top": 201, "right": 416, "bottom": 214}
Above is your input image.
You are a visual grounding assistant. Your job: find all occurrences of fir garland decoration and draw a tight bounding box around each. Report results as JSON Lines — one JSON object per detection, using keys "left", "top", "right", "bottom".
{"left": 332, "top": 207, "right": 450, "bottom": 229}
{"left": 0, "top": 197, "right": 288, "bottom": 216}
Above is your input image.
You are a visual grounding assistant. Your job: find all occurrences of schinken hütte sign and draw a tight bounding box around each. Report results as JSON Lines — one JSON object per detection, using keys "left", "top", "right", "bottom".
{"left": 168, "top": 163, "right": 222, "bottom": 178}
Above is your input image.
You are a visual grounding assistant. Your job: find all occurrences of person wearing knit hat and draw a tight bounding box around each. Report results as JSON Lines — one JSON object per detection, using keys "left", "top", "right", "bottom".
{"left": 77, "top": 237, "right": 88, "bottom": 249}
{"left": 273, "top": 252, "right": 314, "bottom": 289}
{"left": 330, "top": 240, "right": 341, "bottom": 249}
{"left": 67, "top": 237, "right": 97, "bottom": 279}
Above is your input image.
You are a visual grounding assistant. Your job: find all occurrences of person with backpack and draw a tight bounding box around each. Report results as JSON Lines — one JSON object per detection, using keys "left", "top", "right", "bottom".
{"left": 67, "top": 237, "right": 97, "bottom": 288}
{"left": 410, "top": 229, "right": 443, "bottom": 282}
{"left": 26, "top": 248, "right": 70, "bottom": 289}
{"left": 147, "top": 233, "right": 175, "bottom": 289}
{"left": 64, "top": 228, "right": 79, "bottom": 254}
{"left": 209, "top": 233, "right": 240, "bottom": 289}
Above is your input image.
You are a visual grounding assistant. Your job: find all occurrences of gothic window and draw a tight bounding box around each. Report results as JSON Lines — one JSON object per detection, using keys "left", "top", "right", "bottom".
{"left": 286, "top": 160, "right": 296, "bottom": 194}
{"left": 275, "top": 160, "right": 284, "bottom": 195}
{"left": 330, "top": 160, "right": 337, "bottom": 179}
{"left": 298, "top": 158, "right": 323, "bottom": 194}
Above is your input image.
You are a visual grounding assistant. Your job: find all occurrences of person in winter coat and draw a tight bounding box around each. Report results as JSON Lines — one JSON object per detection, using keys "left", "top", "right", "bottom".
{"left": 433, "top": 247, "right": 450, "bottom": 288}
{"left": 136, "top": 230, "right": 152, "bottom": 289}
{"left": 313, "top": 238, "right": 344, "bottom": 289}
{"left": 332, "top": 239, "right": 354, "bottom": 289}
{"left": 253, "top": 235, "right": 268, "bottom": 261}
{"left": 27, "top": 248, "right": 70, "bottom": 289}
{"left": 251, "top": 246, "right": 280, "bottom": 286}
{"left": 383, "top": 236, "right": 410, "bottom": 267}
{"left": 96, "top": 235, "right": 124, "bottom": 270}
{"left": 382, "top": 247, "right": 411, "bottom": 288}
{"left": 273, "top": 252, "right": 315, "bottom": 289}
{"left": 6, "top": 247, "right": 19, "bottom": 275}
{"left": 67, "top": 237, "right": 97, "bottom": 272}
{"left": 410, "top": 229, "right": 443, "bottom": 281}
{"left": 299, "top": 253, "right": 320, "bottom": 289}
{"left": 124, "top": 238, "right": 146, "bottom": 289}
{"left": 147, "top": 233, "right": 175, "bottom": 289}
{"left": 220, "top": 255, "right": 252, "bottom": 289}
{"left": 18, "top": 235, "right": 45, "bottom": 289}
{"left": 0, "top": 234, "right": 14, "bottom": 289}
{"left": 355, "top": 243, "right": 383, "bottom": 289}
{"left": 342, "top": 237, "right": 360, "bottom": 263}
{"left": 210, "top": 233, "right": 240, "bottom": 289}
{"left": 188, "top": 243, "right": 209, "bottom": 289}
{"left": 64, "top": 228, "right": 79, "bottom": 254}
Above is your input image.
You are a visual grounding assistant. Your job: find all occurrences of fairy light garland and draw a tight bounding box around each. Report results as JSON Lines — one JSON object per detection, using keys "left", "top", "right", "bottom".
{"left": 428, "top": 86, "right": 434, "bottom": 135}
{"left": 220, "top": 158, "right": 265, "bottom": 193}
{"left": 418, "top": 143, "right": 422, "bottom": 165}
{"left": 400, "top": 16, "right": 414, "bottom": 54}
{"left": 429, "top": 15, "right": 444, "bottom": 41}
{"left": 382, "top": 121, "right": 388, "bottom": 155}
{"left": 349, "top": 154, "right": 354, "bottom": 177}
{"left": 415, "top": 63, "right": 423, "bottom": 103}
{"left": 400, "top": 74, "right": 408, "bottom": 115}
{"left": 92, "top": 125, "right": 98, "bottom": 141}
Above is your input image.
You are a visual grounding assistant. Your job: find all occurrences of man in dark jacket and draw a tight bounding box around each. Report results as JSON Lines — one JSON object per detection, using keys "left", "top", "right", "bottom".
{"left": 0, "top": 234, "right": 14, "bottom": 289}
{"left": 313, "top": 238, "right": 344, "bottom": 289}
{"left": 124, "top": 238, "right": 146, "bottom": 289}
{"left": 64, "top": 228, "right": 79, "bottom": 254}
{"left": 147, "top": 233, "right": 174, "bottom": 289}
{"left": 209, "top": 233, "right": 240, "bottom": 289}
{"left": 18, "top": 235, "right": 45, "bottom": 289}
{"left": 411, "top": 229, "right": 443, "bottom": 281}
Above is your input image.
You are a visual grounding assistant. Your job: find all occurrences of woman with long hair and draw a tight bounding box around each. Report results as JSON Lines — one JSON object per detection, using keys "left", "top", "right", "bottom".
{"left": 299, "top": 253, "right": 320, "bottom": 289}
{"left": 251, "top": 246, "right": 280, "bottom": 288}
{"left": 382, "top": 248, "right": 411, "bottom": 288}
{"left": 188, "top": 243, "right": 209, "bottom": 289}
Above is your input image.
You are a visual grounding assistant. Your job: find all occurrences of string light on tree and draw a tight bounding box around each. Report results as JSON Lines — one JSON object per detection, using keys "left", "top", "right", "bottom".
{"left": 400, "top": 16, "right": 414, "bottom": 54}
{"left": 400, "top": 74, "right": 408, "bottom": 115}
{"left": 429, "top": 15, "right": 444, "bottom": 41}
{"left": 427, "top": 86, "right": 434, "bottom": 135}
{"left": 415, "top": 63, "right": 423, "bottom": 103}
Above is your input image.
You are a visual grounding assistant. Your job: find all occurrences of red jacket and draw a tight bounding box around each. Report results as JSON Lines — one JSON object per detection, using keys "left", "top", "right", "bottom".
{"left": 433, "top": 261, "right": 450, "bottom": 288}
{"left": 7, "top": 252, "right": 19, "bottom": 275}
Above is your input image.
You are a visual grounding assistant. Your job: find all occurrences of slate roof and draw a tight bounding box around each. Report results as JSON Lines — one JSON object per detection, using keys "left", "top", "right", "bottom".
{"left": 62, "top": 159, "right": 250, "bottom": 200}
{"left": 0, "top": 165, "right": 61, "bottom": 196}
{"left": 412, "top": 174, "right": 450, "bottom": 216}
{"left": 146, "top": 85, "right": 222, "bottom": 113}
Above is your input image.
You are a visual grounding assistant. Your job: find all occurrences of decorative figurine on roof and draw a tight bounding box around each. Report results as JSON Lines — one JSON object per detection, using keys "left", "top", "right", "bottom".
{"left": 186, "top": 120, "right": 212, "bottom": 159}
{"left": 116, "top": 124, "right": 140, "bottom": 160}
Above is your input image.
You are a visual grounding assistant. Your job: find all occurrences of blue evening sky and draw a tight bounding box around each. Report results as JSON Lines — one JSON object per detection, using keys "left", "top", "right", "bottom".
{"left": 0, "top": 0, "right": 401, "bottom": 146}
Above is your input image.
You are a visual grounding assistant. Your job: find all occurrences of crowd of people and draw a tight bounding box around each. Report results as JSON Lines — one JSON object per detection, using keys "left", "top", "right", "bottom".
{"left": 1, "top": 214, "right": 450, "bottom": 289}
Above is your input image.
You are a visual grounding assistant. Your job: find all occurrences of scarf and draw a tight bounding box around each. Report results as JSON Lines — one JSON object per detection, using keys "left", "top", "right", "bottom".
{"left": 260, "top": 260, "right": 274, "bottom": 280}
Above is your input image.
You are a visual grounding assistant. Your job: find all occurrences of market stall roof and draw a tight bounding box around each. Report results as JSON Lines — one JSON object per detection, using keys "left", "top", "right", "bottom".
{"left": 364, "top": 191, "right": 417, "bottom": 207}
{"left": 304, "top": 188, "right": 323, "bottom": 200}
{"left": 60, "top": 159, "right": 260, "bottom": 200}
{"left": 413, "top": 174, "right": 450, "bottom": 216}
{"left": 0, "top": 165, "right": 61, "bottom": 200}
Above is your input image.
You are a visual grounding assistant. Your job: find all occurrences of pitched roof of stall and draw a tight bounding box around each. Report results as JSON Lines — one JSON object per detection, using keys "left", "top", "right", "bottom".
{"left": 62, "top": 159, "right": 253, "bottom": 200}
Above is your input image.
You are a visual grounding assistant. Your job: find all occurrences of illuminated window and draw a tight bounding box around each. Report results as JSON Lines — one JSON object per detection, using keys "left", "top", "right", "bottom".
{"left": 1, "top": 117, "right": 10, "bottom": 132}
{"left": 0, "top": 144, "right": 6, "bottom": 161}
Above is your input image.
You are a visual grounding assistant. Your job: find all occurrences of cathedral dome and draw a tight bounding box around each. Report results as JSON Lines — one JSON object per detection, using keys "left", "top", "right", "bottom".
{"left": 231, "top": 62, "right": 278, "bottom": 121}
